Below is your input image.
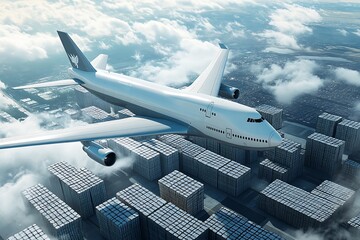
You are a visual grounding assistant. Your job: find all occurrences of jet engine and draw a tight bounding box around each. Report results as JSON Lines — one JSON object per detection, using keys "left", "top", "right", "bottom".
{"left": 82, "top": 141, "right": 116, "bottom": 166}
{"left": 219, "top": 83, "right": 240, "bottom": 100}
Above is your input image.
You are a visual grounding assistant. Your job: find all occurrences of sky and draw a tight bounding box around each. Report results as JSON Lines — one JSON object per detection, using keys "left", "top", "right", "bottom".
{"left": 1, "top": 0, "right": 360, "bottom": 239}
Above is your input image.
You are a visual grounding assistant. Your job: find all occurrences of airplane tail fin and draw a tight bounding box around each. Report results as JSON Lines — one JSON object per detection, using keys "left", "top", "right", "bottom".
{"left": 57, "top": 31, "right": 96, "bottom": 72}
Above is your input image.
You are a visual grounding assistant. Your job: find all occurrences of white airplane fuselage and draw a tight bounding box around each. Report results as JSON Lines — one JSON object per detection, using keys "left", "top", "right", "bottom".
{"left": 70, "top": 68, "right": 282, "bottom": 150}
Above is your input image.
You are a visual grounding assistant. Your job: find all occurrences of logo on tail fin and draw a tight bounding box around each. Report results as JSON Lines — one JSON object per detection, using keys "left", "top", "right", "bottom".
{"left": 68, "top": 54, "right": 79, "bottom": 68}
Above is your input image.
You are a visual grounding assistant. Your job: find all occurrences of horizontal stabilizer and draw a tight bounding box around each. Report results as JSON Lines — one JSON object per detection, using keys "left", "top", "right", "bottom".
{"left": 13, "top": 79, "right": 83, "bottom": 90}
{"left": 0, "top": 117, "right": 188, "bottom": 149}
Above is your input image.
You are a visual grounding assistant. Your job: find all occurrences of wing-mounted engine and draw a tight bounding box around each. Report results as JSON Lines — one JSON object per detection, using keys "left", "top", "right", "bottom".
{"left": 82, "top": 141, "right": 116, "bottom": 166}
{"left": 219, "top": 83, "right": 240, "bottom": 100}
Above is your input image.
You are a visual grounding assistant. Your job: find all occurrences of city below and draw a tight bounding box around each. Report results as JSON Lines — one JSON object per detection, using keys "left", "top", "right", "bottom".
{"left": 2, "top": 85, "right": 360, "bottom": 240}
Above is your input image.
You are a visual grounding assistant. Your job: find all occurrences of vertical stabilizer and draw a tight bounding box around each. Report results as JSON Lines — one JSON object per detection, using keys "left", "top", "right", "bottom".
{"left": 57, "top": 31, "right": 96, "bottom": 72}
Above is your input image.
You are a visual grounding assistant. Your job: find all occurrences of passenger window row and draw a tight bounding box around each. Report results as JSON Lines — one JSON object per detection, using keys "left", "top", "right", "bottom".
{"left": 232, "top": 133, "right": 268, "bottom": 143}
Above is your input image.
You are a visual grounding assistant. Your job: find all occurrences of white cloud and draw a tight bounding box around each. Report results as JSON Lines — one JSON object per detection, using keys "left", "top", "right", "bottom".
{"left": 0, "top": 113, "right": 130, "bottom": 236}
{"left": 337, "top": 29, "right": 348, "bottom": 36}
{"left": 131, "top": 38, "right": 219, "bottom": 87}
{"left": 132, "top": 51, "right": 144, "bottom": 62}
{"left": 253, "top": 59, "right": 323, "bottom": 104}
{"left": 354, "top": 29, "right": 360, "bottom": 37}
{"left": 225, "top": 21, "right": 246, "bottom": 38}
{"left": 256, "top": 4, "right": 322, "bottom": 53}
{"left": 133, "top": 19, "right": 195, "bottom": 46}
{"left": 334, "top": 67, "right": 360, "bottom": 86}
{"left": 0, "top": 25, "right": 60, "bottom": 62}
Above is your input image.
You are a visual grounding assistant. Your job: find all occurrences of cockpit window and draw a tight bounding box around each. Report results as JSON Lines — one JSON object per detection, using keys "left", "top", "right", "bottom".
{"left": 247, "top": 117, "right": 264, "bottom": 123}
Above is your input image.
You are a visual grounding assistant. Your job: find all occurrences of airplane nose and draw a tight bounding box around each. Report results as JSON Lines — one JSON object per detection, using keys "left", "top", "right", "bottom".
{"left": 269, "top": 131, "right": 282, "bottom": 147}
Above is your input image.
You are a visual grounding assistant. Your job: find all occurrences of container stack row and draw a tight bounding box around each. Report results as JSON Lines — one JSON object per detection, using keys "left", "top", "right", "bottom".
{"left": 310, "top": 180, "right": 355, "bottom": 209}
{"left": 205, "top": 207, "right": 283, "bottom": 240}
{"left": 261, "top": 138, "right": 302, "bottom": 182}
{"left": 81, "top": 106, "right": 114, "bottom": 123}
{"left": 22, "top": 184, "right": 83, "bottom": 240}
{"left": 196, "top": 150, "right": 231, "bottom": 188}
{"left": 305, "top": 133, "right": 345, "bottom": 177}
{"left": 48, "top": 161, "right": 106, "bottom": 218}
{"left": 131, "top": 146, "right": 162, "bottom": 181}
{"left": 147, "top": 202, "right": 209, "bottom": 240}
{"left": 180, "top": 143, "right": 207, "bottom": 177}
{"left": 342, "top": 159, "right": 360, "bottom": 178}
{"left": 158, "top": 170, "right": 204, "bottom": 215}
{"left": 116, "top": 183, "right": 167, "bottom": 240}
{"left": 315, "top": 112, "right": 342, "bottom": 137}
{"left": 107, "top": 137, "right": 142, "bottom": 156}
{"left": 258, "top": 159, "right": 289, "bottom": 182}
{"left": 7, "top": 224, "right": 50, "bottom": 240}
{"left": 217, "top": 161, "right": 251, "bottom": 196}
{"left": 256, "top": 104, "right": 283, "bottom": 130}
{"left": 187, "top": 136, "right": 246, "bottom": 163}
{"left": 258, "top": 179, "right": 340, "bottom": 229}
{"left": 157, "top": 134, "right": 192, "bottom": 152}
{"left": 159, "top": 135, "right": 251, "bottom": 196}
{"left": 335, "top": 119, "right": 360, "bottom": 154}
{"left": 142, "top": 138, "right": 179, "bottom": 175}
{"left": 96, "top": 197, "right": 141, "bottom": 240}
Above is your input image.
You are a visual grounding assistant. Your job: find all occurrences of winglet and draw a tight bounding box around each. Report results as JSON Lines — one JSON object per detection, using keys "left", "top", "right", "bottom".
{"left": 219, "top": 43, "right": 228, "bottom": 49}
{"left": 57, "top": 31, "right": 96, "bottom": 72}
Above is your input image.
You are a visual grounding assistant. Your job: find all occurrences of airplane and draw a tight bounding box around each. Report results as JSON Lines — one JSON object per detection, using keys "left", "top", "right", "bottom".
{"left": 0, "top": 31, "right": 282, "bottom": 166}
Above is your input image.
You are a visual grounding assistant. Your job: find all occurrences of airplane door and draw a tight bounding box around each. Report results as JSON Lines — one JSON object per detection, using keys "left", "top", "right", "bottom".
{"left": 226, "top": 128, "right": 232, "bottom": 139}
{"left": 206, "top": 102, "right": 214, "bottom": 118}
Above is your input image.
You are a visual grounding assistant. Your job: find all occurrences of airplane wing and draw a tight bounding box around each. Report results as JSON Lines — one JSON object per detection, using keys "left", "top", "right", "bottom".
{"left": 13, "top": 79, "right": 83, "bottom": 90}
{"left": 184, "top": 43, "right": 229, "bottom": 96}
{"left": 0, "top": 117, "right": 188, "bottom": 149}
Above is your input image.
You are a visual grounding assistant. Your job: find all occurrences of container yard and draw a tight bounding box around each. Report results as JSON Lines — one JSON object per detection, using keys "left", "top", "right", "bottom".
{"left": 81, "top": 106, "right": 114, "bottom": 123}
{"left": 48, "top": 161, "right": 106, "bottom": 218}
{"left": 256, "top": 104, "right": 283, "bottom": 130}
{"left": 305, "top": 132, "right": 345, "bottom": 177}
{"left": 335, "top": 119, "right": 360, "bottom": 154}
{"left": 205, "top": 207, "right": 283, "bottom": 240}
{"left": 142, "top": 138, "right": 179, "bottom": 175}
{"left": 7, "top": 224, "right": 50, "bottom": 240}
{"left": 131, "top": 145, "right": 162, "bottom": 181}
{"left": 96, "top": 197, "right": 141, "bottom": 240}
{"left": 217, "top": 161, "right": 251, "bottom": 196}
{"left": 116, "top": 184, "right": 167, "bottom": 240}
{"left": 258, "top": 179, "right": 352, "bottom": 229}
{"left": 147, "top": 202, "right": 208, "bottom": 240}
{"left": 22, "top": 184, "right": 83, "bottom": 240}
{"left": 158, "top": 170, "right": 204, "bottom": 215}
{"left": 315, "top": 112, "right": 342, "bottom": 137}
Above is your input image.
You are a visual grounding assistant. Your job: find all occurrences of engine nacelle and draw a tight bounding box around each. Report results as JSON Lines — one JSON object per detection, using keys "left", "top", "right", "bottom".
{"left": 82, "top": 141, "right": 116, "bottom": 166}
{"left": 219, "top": 83, "right": 240, "bottom": 99}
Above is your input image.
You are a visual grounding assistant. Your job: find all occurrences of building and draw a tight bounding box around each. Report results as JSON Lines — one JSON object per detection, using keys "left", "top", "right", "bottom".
{"left": 22, "top": 184, "right": 83, "bottom": 240}
{"left": 315, "top": 112, "right": 342, "bottom": 137}
{"left": 305, "top": 132, "right": 345, "bottom": 177}
{"left": 256, "top": 104, "right": 283, "bottom": 130}
{"left": 81, "top": 106, "right": 115, "bottom": 123}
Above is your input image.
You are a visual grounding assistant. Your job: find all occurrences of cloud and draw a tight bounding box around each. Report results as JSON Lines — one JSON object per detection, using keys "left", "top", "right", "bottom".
{"left": 131, "top": 38, "right": 219, "bottom": 87}
{"left": 252, "top": 59, "right": 323, "bottom": 104}
{"left": 337, "top": 29, "right": 348, "bottom": 36}
{"left": 0, "top": 80, "right": 16, "bottom": 109}
{"left": 0, "top": 113, "right": 131, "bottom": 237}
{"left": 224, "top": 21, "right": 246, "bottom": 38}
{"left": 334, "top": 67, "right": 360, "bottom": 86}
{"left": 354, "top": 29, "right": 360, "bottom": 37}
{"left": 256, "top": 4, "right": 322, "bottom": 53}
{"left": 0, "top": 25, "right": 60, "bottom": 62}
